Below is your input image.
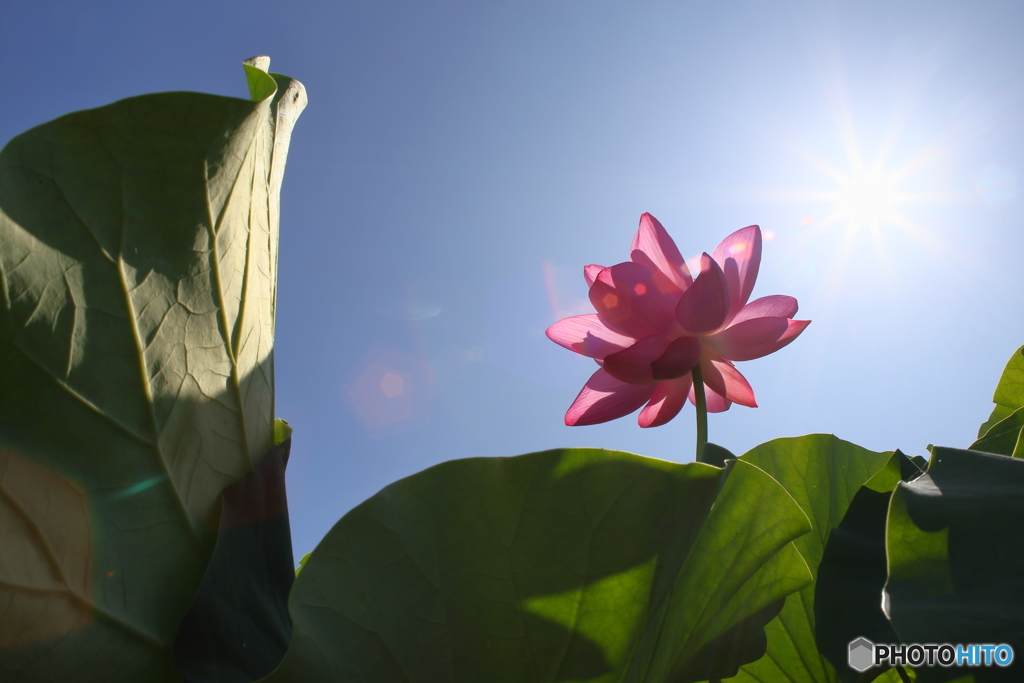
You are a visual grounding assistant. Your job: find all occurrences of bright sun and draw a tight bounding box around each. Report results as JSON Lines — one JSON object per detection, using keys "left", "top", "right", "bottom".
{"left": 832, "top": 165, "right": 900, "bottom": 230}
{"left": 777, "top": 93, "right": 953, "bottom": 301}
{"left": 790, "top": 116, "right": 937, "bottom": 249}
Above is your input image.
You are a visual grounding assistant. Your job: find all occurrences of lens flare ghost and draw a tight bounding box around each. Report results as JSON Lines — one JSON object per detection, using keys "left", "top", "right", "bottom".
{"left": 344, "top": 350, "right": 433, "bottom": 434}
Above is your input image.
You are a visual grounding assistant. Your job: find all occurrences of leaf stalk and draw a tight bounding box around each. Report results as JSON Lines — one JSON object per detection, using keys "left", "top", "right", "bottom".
{"left": 692, "top": 363, "right": 708, "bottom": 461}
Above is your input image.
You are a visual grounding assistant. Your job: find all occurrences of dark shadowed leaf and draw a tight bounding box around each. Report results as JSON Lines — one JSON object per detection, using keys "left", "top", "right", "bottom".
{"left": 886, "top": 447, "right": 1024, "bottom": 683}
{"left": 814, "top": 451, "right": 924, "bottom": 683}
{"left": 699, "top": 441, "right": 736, "bottom": 467}
{"left": 260, "top": 449, "right": 813, "bottom": 683}
{"left": 172, "top": 432, "right": 295, "bottom": 683}
{"left": 0, "top": 59, "right": 304, "bottom": 681}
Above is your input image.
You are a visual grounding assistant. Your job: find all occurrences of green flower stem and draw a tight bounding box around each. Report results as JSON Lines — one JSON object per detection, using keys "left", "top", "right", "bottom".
{"left": 691, "top": 363, "right": 708, "bottom": 461}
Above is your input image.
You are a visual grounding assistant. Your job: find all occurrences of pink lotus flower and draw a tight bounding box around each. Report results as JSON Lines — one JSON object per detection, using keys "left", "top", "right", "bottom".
{"left": 547, "top": 213, "right": 810, "bottom": 427}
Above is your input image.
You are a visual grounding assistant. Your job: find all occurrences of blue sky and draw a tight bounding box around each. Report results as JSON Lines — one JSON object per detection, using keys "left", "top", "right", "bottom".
{"left": 3, "top": 0, "right": 1023, "bottom": 559}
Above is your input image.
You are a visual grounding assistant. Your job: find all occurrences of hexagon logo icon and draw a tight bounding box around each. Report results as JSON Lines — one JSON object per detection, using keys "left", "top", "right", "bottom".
{"left": 848, "top": 637, "right": 874, "bottom": 672}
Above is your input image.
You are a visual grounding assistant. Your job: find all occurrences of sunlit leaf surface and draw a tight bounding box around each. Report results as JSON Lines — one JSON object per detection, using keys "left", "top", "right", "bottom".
{"left": 261, "top": 448, "right": 812, "bottom": 683}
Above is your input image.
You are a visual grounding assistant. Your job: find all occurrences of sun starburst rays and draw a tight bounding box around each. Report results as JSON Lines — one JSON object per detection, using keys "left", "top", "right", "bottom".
{"left": 775, "top": 106, "right": 967, "bottom": 310}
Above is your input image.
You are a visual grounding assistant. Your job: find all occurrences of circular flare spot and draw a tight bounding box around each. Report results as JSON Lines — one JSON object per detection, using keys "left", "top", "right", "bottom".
{"left": 379, "top": 372, "right": 404, "bottom": 398}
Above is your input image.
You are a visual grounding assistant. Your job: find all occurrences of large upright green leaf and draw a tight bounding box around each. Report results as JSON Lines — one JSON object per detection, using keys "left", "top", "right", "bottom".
{"left": 260, "top": 448, "right": 813, "bottom": 683}
{"left": 725, "top": 435, "right": 902, "bottom": 683}
{"left": 0, "top": 58, "right": 305, "bottom": 681}
{"left": 886, "top": 447, "right": 1024, "bottom": 683}
{"left": 977, "top": 345, "right": 1024, "bottom": 439}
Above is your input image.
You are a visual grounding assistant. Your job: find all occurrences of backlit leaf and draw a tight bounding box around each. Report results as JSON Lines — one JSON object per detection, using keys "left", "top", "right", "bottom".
{"left": 977, "top": 345, "right": 1024, "bottom": 439}
{"left": 260, "top": 449, "right": 812, "bottom": 683}
{"left": 725, "top": 435, "right": 900, "bottom": 683}
{"left": 0, "top": 58, "right": 304, "bottom": 681}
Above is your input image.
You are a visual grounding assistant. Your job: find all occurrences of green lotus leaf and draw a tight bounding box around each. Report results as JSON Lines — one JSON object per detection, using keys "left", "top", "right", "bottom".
{"left": 725, "top": 435, "right": 906, "bottom": 683}
{"left": 970, "top": 406, "right": 1024, "bottom": 457}
{"left": 0, "top": 58, "right": 304, "bottom": 681}
{"left": 977, "top": 345, "right": 1024, "bottom": 439}
{"left": 261, "top": 448, "right": 813, "bottom": 683}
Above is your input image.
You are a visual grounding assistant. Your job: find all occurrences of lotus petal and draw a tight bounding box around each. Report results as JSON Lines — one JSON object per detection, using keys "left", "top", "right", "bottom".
{"left": 590, "top": 262, "right": 678, "bottom": 338}
{"left": 546, "top": 314, "right": 635, "bottom": 359}
{"left": 700, "top": 356, "right": 757, "bottom": 408}
{"left": 639, "top": 377, "right": 692, "bottom": 427}
{"left": 707, "top": 318, "right": 810, "bottom": 362}
{"left": 603, "top": 335, "right": 673, "bottom": 384}
{"left": 729, "top": 295, "right": 798, "bottom": 325}
{"left": 675, "top": 254, "right": 730, "bottom": 335}
{"left": 651, "top": 336, "right": 702, "bottom": 380}
{"left": 565, "top": 369, "right": 658, "bottom": 426}
{"left": 584, "top": 264, "right": 603, "bottom": 287}
{"left": 690, "top": 382, "right": 732, "bottom": 413}
{"left": 630, "top": 213, "right": 692, "bottom": 289}
{"left": 712, "top": 225, "right": 762, "bottom": 321}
